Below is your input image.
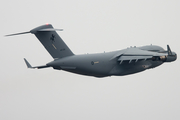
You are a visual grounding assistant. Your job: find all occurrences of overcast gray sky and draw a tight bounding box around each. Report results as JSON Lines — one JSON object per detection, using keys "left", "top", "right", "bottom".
{"left": 1, "top": 0, "right": 180, "bottom": 120}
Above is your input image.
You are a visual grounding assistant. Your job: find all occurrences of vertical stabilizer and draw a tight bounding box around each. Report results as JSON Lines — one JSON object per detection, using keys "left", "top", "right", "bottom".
{"left": 30, "top": 24, "right": 74, "bottom": 59}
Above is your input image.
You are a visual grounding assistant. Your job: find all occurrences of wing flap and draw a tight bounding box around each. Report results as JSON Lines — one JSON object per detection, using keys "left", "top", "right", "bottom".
{"left": 118, "top": 55, "right": 152, "bottom": 61}
{"left": 117, "top": 47, "right": 168, "bottom": 64}
{"left": 118, "top": 55, "right": 152, "bottom": 64}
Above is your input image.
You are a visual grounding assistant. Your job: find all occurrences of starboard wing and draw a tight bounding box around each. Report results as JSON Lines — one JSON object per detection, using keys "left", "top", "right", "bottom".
{"left": 117, "top": 47, "right": 167, "bottom": 64}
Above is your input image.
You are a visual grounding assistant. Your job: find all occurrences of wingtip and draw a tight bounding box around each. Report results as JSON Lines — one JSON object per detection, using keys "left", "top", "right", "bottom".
{"left": 167, "top": 45, "right": 172, "bottom": 55}
{"left": 5, "top": 31, "right": 30, "bottom": 37}
{"left": 24, "top": 58, "right": 32, "bottom": 68}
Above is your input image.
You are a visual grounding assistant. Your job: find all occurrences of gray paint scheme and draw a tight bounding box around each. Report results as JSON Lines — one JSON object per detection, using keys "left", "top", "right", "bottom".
{"left": 6, "top": 24, "right": 177, "bottom": 77}
{"left": 31, "top": 24, "right": 74, "bottom": 59}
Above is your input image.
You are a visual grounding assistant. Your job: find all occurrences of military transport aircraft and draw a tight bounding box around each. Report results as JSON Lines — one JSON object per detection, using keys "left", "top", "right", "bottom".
{"left": 6, "top": 24, "right": 177, "bottom": 77}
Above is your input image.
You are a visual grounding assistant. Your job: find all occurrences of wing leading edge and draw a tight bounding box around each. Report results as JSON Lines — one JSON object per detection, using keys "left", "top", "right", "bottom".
{"left": 117, "top": 47, "right": 167, "bottom": 64}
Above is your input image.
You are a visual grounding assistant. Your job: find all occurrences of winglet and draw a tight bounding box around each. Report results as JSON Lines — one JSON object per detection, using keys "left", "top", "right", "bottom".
{"left": 5, "top": 31, "right": 31, "bottom": 37}
{"left": 24, "top": 58, "right": 32, "bottom": 68}
{"left": 167, "top": 45, "right": 172, "bottom": 55}
{"left": 24, "top": 58, "right": 50, "bottom": 69}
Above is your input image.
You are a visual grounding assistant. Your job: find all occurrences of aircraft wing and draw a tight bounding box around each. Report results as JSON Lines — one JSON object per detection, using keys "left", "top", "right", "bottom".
{"left": 118, "top": 55, "right": 153, "bottom": 64}
{"left": 117, "top": 47, "right": 167, "bottom": 64}
{"left": 118, "top": 55, "right": 152, "bottom": 61}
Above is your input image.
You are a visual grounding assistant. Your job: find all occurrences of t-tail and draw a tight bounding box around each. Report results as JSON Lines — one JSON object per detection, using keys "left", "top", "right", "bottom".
{"left": 6, "top": 24, "right": 74, "bottom": 59}
{"left": 5, "top": 24, "right": 74, "bottom": 69}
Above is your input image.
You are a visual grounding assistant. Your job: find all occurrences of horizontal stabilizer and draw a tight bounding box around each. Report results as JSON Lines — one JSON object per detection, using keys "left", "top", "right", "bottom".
{"left": 37, "top": 28, "right": 63, "bottom": 31}
{"left": 5, "top": 24, "right": 63, "bottom": 37}
{"left": 24, "top": 58, "right": 50, "bottom": 69}
{"left": 5, "top": 31, "right": 30, "bottom": 36}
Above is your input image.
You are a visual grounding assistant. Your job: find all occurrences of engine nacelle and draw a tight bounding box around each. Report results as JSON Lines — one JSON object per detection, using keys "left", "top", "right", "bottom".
{"left": 165, "top": 54, "right": 177, "bottom": 62}
{"left": 152, "top": 54, "right": 177, "bottom": 62}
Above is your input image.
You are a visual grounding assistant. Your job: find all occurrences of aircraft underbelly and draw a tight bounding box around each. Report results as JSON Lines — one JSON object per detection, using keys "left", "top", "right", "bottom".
{"left": 109, "top": 60, "right": 163, "bottom": 76}
{"left": 62, "top": 61, "right": 113, "bottom": 77}
{"left": 49, "top": 53, "right": 117, "bottom": 77}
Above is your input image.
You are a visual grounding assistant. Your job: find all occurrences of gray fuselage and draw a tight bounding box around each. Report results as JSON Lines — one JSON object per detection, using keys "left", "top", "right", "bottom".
{"left": 7, "top": 24, "right": 176, "bottom": 78}
{"left": 47, "top": 46, "right": 169, "bottom": 77}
